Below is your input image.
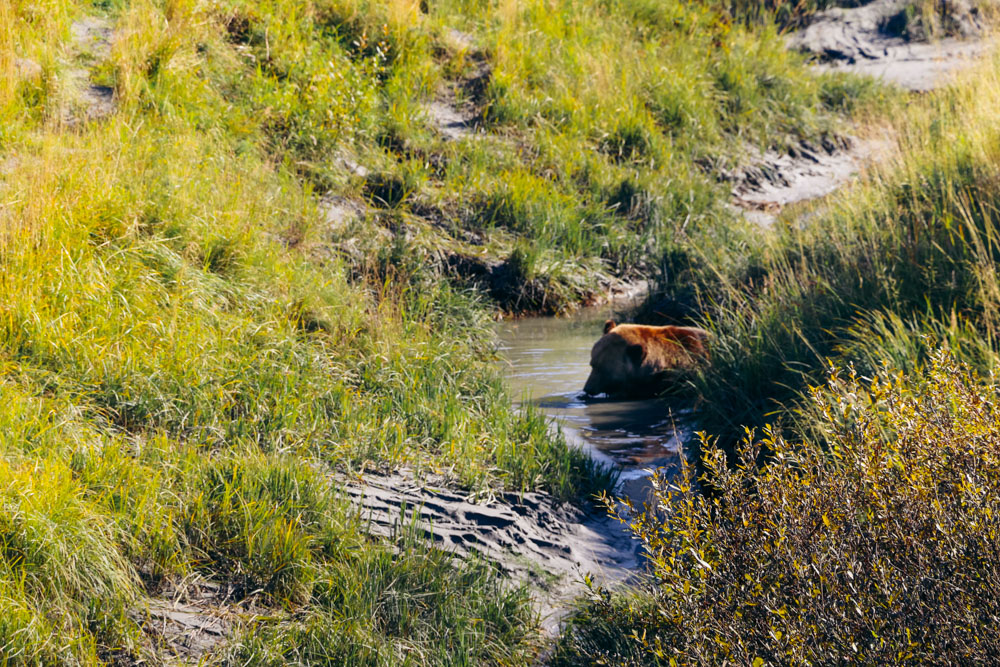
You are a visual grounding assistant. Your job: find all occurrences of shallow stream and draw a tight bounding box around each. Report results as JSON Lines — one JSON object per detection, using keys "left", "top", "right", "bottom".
{"left": 496, "top": 306, "right": 691, "bottom": 496}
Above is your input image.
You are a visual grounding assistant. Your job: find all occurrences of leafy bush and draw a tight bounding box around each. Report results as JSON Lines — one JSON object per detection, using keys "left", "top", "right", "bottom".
{"left": 556, "top": 352, "right": 1000, "bottom": 664}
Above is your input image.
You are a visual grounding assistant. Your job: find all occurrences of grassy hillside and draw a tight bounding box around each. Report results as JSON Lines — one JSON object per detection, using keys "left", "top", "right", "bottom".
{"left": 678, "top": 54, "right": 1000, "bottom": 448}
{"left": 150, "top": 0, "right": 874, "bottom": 315}
{"left": 1, "top": 0, "right": 627, "bottom": 660}
{"left": 0, "top": 0, "right": 965, "bottom": 661}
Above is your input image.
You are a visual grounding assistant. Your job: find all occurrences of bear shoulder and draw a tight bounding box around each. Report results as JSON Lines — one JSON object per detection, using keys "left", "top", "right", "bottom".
{"left": 613, "top": 324, "right": 710, "bottom": 359}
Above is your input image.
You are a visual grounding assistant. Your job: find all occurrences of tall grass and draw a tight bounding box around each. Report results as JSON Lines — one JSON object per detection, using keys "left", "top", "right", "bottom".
{"left": 0, "top": 0, "right": 626, "bottom": 659}
{"left": 224, "top": 526, "right": 539, "bottom": 664}
{"left": 289, "top": 0, "right": 883, "bottom": 312}
{"left": 679, "top": 54, "right": 1000, "bottom": 449}
{"left": 0, "top": 0, "right": 946, "bottom": 658}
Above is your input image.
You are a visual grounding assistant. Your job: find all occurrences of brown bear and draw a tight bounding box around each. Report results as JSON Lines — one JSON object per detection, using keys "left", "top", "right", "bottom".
{"left": 582, "top": 320, "right": 710, "bottom": 397}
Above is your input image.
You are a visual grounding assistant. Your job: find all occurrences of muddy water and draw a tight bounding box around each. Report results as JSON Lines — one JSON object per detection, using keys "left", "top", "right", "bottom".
{"left": 496, "top": 308, "right": 690, "bottom": 494}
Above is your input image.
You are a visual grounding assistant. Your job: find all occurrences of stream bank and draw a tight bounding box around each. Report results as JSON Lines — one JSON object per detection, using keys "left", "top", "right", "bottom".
{"left": 496, "top": 305, "right": 690, "bottom": 502}
{"left": 343, "top": 2, "right": 997, "bottom": 648}
{"left": 731, "top": 0, "right": 991, "bottom": 224}
{"left": 342, "top": 296, "right": 688, "bottom": 635}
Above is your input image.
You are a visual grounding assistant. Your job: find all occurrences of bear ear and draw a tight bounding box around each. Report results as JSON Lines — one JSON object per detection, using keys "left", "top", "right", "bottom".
{"left": 603, "top": 319, "right": 616, "bottom": 334}
{"left": 626, "top": 343, "right": 645, "bottom": 366}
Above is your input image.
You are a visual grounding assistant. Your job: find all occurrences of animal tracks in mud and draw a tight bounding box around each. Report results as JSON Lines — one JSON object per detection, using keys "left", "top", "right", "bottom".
{"left": 343, "top": 469, "right": 640, "bottom": 633}
{"left": 727, "top": 134, "right": 893, "bottom": 226}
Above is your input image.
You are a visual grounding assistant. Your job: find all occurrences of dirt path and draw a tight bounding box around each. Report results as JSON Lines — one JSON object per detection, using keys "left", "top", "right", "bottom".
{"left": 422, "top": 29, "right": 489, "bottom": 141}
{"left": 732, "top": 0, "right": 990, "bottom": 223}
{"left": 63, "top": 16, "right": 115, "bottom": 124}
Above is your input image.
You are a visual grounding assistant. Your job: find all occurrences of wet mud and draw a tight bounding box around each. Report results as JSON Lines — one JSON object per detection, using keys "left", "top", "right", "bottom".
{"left": 345, "top": 468, "right": 639, "bottom": 634}
{"left": 728, "top": 134, "right": 892, "bottom": 226}
{"left": 732, "top": 0, "right": 991, "bottom": 222}
{"left": 788, "top": 0, "right": 988, "bottom": 91}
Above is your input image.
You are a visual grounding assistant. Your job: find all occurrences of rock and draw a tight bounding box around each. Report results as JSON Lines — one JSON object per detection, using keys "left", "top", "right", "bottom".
{"left": 335, "top": 154, "right": 370, "bottom": 178}
{"left": 320, "top": 196, "right": 366, "bottom": 232}
{"left": 446, "top": 28, "right": 475, "bottom": 51}
{"left": 424, "top": 100, "right": 473, "bottom": 140}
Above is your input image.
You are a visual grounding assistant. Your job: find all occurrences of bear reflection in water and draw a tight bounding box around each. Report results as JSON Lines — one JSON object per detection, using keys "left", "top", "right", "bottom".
{"left": 583, "top": 320, "right": 710, "bottom": 398}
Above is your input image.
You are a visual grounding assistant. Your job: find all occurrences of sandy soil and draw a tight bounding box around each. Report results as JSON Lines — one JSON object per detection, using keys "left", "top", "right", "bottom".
{"left": 343, "top": 469, "right": 641, "bottom": 634}
{"left": 788, "top": 0, "right": 988, "bottom": 91}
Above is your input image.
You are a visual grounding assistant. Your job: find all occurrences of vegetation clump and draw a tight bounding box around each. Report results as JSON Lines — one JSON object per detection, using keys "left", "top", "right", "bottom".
{"left": 556, "top": 352, "right": 1000, "bottom": 664}
{"left": 678, "top": 55, "right": 1000, "bottom": 449}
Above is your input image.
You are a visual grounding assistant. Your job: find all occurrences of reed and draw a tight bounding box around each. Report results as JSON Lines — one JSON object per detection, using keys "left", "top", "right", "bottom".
{"left": 686, "top": 54, "right": 1000, "bottom": 450}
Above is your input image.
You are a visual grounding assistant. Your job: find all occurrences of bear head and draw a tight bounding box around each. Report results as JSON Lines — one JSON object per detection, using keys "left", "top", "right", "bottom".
{"left": 582, "top": 320, "right": 709, "bottom": 397}
{"left": 583, "top": 320, "right": 647, "bottom": 397}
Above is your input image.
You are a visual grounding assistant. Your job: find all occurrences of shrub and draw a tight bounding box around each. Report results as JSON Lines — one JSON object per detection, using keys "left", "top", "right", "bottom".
{"left": 556, "top": 351, "right": 1000, "bottom": 664}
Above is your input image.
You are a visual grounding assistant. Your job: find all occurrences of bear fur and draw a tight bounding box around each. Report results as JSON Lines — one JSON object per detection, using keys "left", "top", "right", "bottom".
{"left": 582, "top": 320, "right": 710, "bottom": 397}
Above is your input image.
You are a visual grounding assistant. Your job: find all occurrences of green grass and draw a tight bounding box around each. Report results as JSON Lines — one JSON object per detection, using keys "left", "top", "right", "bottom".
{"left": 0, "top": 0, "right": 982, "bottom": 659}
{"left": 663, "top": 55, "right": 1000, "bottom": 450}
{"left": 224, "top": 526, "right": 538, "bottom": 665}
{"left": 181, "top": 0, "right": 881, "bottom": 314}
{"left": 1, "top": 0, "right": 632, "bottom": 660}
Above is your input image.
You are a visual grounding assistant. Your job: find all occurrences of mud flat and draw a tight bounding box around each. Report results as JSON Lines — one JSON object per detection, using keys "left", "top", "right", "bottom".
{"left": 728, "top": 135, "right": 891, "bottom": 226}
{"left": 733, "top": 0, "right": 991, "bottom": 223}
{"left": 788, "top": 0, "right": 988, "bottom": 91}
{"left": 344, "top": 469, "right": 639, "bottom": 634}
